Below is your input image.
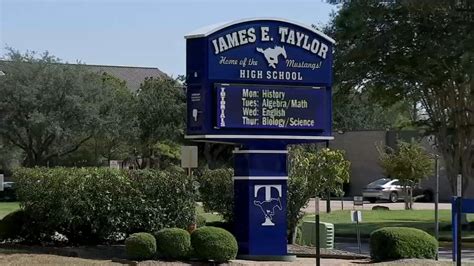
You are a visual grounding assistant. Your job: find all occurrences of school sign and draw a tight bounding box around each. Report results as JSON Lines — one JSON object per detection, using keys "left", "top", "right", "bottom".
{"left": 185, "top": 18, "right": 334, "bottom": 260}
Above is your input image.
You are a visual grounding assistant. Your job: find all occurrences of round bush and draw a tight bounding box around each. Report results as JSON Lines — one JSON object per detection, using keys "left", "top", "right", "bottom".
{"left": 125, "top": 232, "right": 157, "bottom": 260}
{"left": 0, "top": 210, "right": 26, "bottom": 240}
{"left": 155, "top": 228, "right": 192, "bottom": 259}
{"left": 191, "top": 226, "right": 238, "bottom": 262}
{"left": 370, "top": 227, "right": 438, "bottom": 261}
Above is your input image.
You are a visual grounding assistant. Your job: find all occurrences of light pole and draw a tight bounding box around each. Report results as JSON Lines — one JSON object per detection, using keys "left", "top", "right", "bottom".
{"left": 325, "top": 140, "right": 331, "bottom": 213}
{"left": 315, "top": 197, "right": 320, "bottom": 266}
{"left": 434, "top": 154, "right": 440, "bottom": 260}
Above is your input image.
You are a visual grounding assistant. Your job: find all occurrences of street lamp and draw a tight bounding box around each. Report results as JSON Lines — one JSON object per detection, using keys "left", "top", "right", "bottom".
{"left": 434, "top": 154, "right": 440, "bottom": 260}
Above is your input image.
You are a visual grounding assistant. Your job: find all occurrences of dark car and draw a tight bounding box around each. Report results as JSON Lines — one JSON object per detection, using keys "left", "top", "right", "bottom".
{"left": 0, "top": 182, "right": 17, "bottom": 201}
{"left": 363, "top": 178, "right": 433, "bottom": 203}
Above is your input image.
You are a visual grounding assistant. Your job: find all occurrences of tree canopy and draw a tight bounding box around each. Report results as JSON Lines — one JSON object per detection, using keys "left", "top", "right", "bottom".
{"left": 328, "top": 0, "right": 473, "bottom": 192}
{"left": 0, "top": 49, "right": 121, "bottom": 166}
{"left": 133, "top": 77, "right": 186, "bottom": 169}
{"left": 0, "top": 49, "right": 188, "bottom": 169}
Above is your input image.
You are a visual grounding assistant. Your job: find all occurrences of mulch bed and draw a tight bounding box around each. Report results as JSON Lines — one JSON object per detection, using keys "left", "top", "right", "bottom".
{"left": 0, "top": 243, "right": 127, "bottom": 260}
{"left": 288, "top": 244, "right": 369, "bottom": 259}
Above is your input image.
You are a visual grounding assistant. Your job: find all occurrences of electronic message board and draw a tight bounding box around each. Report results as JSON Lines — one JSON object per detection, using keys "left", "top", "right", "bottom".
{"left": 215, "top": 84, "right": 326, "bottom": 130}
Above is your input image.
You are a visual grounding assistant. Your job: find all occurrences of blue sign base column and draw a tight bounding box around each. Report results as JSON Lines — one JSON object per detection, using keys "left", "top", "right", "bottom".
{"left": 233, "top": 143, "right": 296, "bottom": 261}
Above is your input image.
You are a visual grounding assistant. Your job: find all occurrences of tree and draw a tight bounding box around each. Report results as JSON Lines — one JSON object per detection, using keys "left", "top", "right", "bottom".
{"left": 333, "top": 90, "right": 417, "bottom": 131}
{"left": 91, "top": 73, "right": 138, "bottom": 163}
{"left": 49, "top": 73, "right": 139, "bottom": 167}
{"left": 327, "top": 0, "right": 473, "bottom": 194}
{"left": 287, "top": 146, "right": 350, "bottom": 243}
{"left": 378, "top": 141, "right": 433, "bottom": 209}
{"left": 0, "top": 49, "right": 118, "bottom": 166}
{"left": 134, "top": 77, "right": 185, "bottom": 169}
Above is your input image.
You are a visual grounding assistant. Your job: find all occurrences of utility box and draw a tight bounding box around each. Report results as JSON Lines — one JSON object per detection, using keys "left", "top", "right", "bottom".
{"left": 300, "top": 221, "right": 334, "bottom": 249}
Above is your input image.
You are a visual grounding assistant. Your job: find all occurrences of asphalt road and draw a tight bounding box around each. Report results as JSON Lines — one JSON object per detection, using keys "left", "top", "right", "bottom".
{"left": 335, "top": 240, "right": 474, "bottom": 262}
{"left": 303, "top": 198, "right": 452, "bottom": 213}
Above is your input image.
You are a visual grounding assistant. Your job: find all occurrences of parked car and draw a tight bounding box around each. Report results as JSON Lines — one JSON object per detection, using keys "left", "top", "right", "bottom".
{"left": 0, "top": 182, "right": 17, "bottom": 201}
{"left": 362, "top": 178, "right": 433, "bottom": 203}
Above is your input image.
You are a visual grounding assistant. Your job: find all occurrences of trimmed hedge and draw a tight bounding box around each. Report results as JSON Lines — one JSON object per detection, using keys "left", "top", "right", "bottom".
{"left": 14, "top": 167, "right": 195, "bottom": 244}
{"left": 370, "top": 227, "right": 438, "bottom": 261}
{"left": 0, "top": 209, "right": 26, "bottom": 240}
{"left": 191, "top": 226, "right": 238, "bottom": 262}
{"left": 125, "top": 232, "right": 156, "bottom": 260}
{"left": 155, "top": 228, "right": 192, "bottom": 259}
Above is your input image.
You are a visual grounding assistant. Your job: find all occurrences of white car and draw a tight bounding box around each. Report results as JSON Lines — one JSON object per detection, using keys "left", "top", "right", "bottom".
{"left": 362, "top": 178, "right": 433, "bottom": 203}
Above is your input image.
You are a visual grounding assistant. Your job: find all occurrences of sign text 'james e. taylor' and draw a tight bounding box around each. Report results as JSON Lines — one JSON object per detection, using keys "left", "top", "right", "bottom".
{"left": 207, "top": 23, "right": 332, "bottom": 83}
{"left": 211, "top": 26, "right": 329, "bottom": 59}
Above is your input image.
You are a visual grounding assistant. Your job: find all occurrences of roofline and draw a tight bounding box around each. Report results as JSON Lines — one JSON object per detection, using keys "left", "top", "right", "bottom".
{"left": 73, "top": 63, "right": 164, "bottom": 70}
{"left": 185, "top": 17, "right": 335, "bottom": 44}
{"left": 0, "top": 60, "right": 164, "bottom": 71}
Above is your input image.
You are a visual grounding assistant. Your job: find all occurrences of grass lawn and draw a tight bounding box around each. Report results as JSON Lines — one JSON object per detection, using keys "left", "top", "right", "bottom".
{"left": 0, "top": 202, "right": 19, "bottom": 219}
{"left": 303, "top": 210, "right": 474, "bottom": 241}
{"left": 195, "top": 204, "right": 223, "bottom": 223}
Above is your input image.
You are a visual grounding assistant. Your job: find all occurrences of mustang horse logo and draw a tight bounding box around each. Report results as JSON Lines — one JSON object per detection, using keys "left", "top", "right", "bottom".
{"left": 256, "top": 45, "right": 287, "bottom": 69}
{"left": 253, "top": 184, "right": 283, "bottom": 226}
{"left": 254, "top": 198, "right": 282, "bottom": 226}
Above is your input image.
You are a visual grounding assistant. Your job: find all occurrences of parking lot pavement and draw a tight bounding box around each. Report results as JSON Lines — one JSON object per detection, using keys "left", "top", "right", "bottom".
{"left": 303, "top": 198, "right": 452, "bottom": 213}
{"left": 335, "top": 240, "right": 474, "bottom": 262}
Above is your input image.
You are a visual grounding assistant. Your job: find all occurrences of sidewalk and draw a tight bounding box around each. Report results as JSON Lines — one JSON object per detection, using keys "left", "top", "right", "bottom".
{"left": 303, "top": 198, "right": 451, "bottom": 213}
{"left": 230, "top": 258, "right": 367, "bottom": 265}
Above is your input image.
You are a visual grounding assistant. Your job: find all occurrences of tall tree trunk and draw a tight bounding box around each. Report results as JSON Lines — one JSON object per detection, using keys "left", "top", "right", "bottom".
{"left": 404, "top": 185, "right": 409, "bottom": 210}
{"left": 326, "top": 190, "right": 331, "bottom": 213}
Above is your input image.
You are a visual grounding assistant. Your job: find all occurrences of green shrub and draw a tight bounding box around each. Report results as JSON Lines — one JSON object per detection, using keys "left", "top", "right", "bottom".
{"left": 191, "top": 226, "right": 238, "bottom": 262}
{"left": 155, "top": 228, "right": 191, "bottom": 259}
{"left": 125, "top": 233, "right": 156, "bottom": 260}
{"left": 14, "top": 167, "right": 195, "bottom": 244}
{"left": 370, "top": 227, "right": 438, "bottom": 261}
{"left": 127, "top": 169, "right": 196, "bottom": 233}
{"left": 197, "top": 168, "right": 234, "bottom": 222}
{"left": 0, "top": 209, "right": 26, "bottom": 240}
{"left": 196, "top": 215, "right": 206, "bottom": 228}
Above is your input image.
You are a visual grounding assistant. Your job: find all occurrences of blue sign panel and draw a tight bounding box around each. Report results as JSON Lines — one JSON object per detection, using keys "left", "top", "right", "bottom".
{"left": 206, "top": 21, "right": 332, "bottom": 85}
{"left": 185, "top": 18, "right": 335, "bottom": 261}
{"left": 216, "top": 84, "right": 326, "bottom": 130}
{"left": 185, "top": 18, "right": 334, "bottom": 141}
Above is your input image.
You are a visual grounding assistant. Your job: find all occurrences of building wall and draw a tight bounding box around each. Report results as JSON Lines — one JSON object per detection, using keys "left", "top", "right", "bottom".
{"left": 329, "top": 131, "right": 386, "bottom": 199}
{"left": 330, "top": 130, "right": 457, "bottom": 202}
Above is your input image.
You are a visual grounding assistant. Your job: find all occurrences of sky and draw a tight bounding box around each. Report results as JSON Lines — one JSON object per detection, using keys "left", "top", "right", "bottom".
{"left": 0, "top": 0, "right": 337, "bottom": 77}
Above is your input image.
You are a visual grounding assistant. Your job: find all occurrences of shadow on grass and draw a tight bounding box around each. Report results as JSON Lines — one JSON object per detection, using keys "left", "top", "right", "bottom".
{"left": 0, "top": 244, "right": 126, "bottom": 261}
{"left": 0, "top": 244, "right": 215, "bottom": 265}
